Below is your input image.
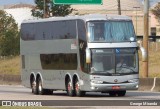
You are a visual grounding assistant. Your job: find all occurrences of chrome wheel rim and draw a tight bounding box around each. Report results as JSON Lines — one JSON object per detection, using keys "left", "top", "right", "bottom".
{"left": 68, "top": 82, "right": 71, "bottom": 92}
{"left": 39, "top": 81, "right": 42, "bottom": 92}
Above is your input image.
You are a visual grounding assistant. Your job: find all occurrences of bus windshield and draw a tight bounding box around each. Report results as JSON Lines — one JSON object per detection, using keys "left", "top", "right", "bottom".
{"left": 87, "top": 21, "right": 136, "bottom": 42}
{"left": 91, "top": 48, "right": 138, "bottom": 75}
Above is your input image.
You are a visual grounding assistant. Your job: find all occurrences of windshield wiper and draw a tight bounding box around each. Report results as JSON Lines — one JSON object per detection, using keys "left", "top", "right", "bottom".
{"left": 91, "top": 71, "right": 114, "bottom": 76}
{"left": 118, "top": 66, "right": 136, "bottom": 73}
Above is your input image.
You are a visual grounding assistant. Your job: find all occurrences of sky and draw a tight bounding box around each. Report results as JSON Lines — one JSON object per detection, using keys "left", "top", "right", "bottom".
{"left": 0, "top": 0, "right": 159, "bottom": 7}
{"left": 139, "top": 0, "right": 160, "bottom": 7}
{"left": 0, "top": 0, "right": 34, "bottom": 5}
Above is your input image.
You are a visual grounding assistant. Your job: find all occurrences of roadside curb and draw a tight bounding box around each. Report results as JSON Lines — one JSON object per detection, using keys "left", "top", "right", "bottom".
{"left": 0, "top": 74, "right": 21, "bottom": 85}
{"left": 153, "top": 78, "right": 160, "bottom": 92}
{"left": 139, "top": 78, "right": 154, "bottom": 91}
{"left": 139, "top": 78, "right": 160, "bottom": 92}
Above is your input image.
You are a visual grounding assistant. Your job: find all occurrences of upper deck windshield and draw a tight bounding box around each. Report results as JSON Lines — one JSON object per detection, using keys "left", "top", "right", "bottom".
{"left": 87, "top": 21, "right": 136, "bottom": 42}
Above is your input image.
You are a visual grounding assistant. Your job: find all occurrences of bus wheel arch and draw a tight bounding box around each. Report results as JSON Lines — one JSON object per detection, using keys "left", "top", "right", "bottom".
{"left": 30, "top": 73, "right": 37, "bottom": 94}
{"left": 65, "top": 74, "right": 75, "bottom": 96}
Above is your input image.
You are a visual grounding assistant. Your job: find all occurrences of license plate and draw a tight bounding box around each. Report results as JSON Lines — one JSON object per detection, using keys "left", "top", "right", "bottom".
{"left": 112, "top": 86, "right": 120, "bottom": 90}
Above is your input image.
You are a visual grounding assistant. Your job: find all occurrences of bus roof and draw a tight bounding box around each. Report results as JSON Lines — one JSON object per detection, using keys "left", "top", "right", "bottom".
{"left": 22, "top": 14, "right": 132, "bottom": 24}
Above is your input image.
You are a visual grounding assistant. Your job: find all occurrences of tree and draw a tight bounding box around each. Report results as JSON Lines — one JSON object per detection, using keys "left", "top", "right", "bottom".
{"left": 32, "top": 0, "right": 74, "bottom": 18}
{"left": 151, "top": 3, "right": 160, "bottom": 23}
{"left": 0, "top": 10, "right": 19, "bottom": 56}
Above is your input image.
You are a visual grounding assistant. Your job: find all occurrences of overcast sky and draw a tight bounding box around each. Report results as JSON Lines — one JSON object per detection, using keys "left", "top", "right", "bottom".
{"left": 0, "top": 0, "right": 160, "bottom": 7}
{"left": 0, "top": 0, "right": 34, "bottom": 5}
{"left": 139, "top": 0, "right": 160, "bottom": 7}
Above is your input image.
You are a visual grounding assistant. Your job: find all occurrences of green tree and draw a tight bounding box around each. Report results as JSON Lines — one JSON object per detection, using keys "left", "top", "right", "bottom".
{"left": 151, "top": 3, "right": 160, "bottom": 23}
{"left": 32, "top": 0, "right": 74, "bottom": 18}
{"left": 0, "top": 10, "right": 19, "bottom": 56}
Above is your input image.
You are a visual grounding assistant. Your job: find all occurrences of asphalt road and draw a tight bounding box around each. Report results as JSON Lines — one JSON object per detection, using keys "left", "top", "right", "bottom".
{"left": 0, "top": 85, "right": 160, "bottom": 100}
{"left": 0, "top": 85, "right": 160, "bottom": 108}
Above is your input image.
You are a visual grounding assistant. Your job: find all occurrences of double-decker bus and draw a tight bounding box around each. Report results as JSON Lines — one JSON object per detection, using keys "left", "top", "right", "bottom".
{"left": 21, "top": 14, "right": 139, "bottom": 97}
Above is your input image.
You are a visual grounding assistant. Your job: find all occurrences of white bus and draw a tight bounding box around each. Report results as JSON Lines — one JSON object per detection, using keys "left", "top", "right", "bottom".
{"left": 21, "top": 14, "right": 139, "bottom": 97}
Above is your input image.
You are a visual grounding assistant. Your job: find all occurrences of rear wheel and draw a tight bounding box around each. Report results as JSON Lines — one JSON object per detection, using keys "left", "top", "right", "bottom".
{"left": 66, "top": 79, "right": 75, "bottom": 96}
{"left": 37, "top": 77, "right": 45, "bottom": 95}
{"left": 74, "top": 79, "right": 85, "bottom": 97}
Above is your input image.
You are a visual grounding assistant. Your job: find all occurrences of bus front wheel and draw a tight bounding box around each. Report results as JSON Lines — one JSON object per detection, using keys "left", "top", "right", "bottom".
{"left": 74, "top": 79, "right": 85, "bottom": 97}
{"left": 66, "top": 79, "right": 75, "bottom": 96}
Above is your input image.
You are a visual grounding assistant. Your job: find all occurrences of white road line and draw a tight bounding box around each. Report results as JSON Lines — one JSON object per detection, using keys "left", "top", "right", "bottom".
{"left": 151, "top": 77, "right": 157, "bottom": 91}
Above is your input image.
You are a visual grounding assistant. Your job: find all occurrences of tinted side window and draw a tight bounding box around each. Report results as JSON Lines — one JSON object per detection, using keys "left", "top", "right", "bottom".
{"left": 77, "top": 20, "right": 86, "bottom": 41}
{"left": 35, "top": 22, "right": 52, "bottom": 40}
{"left": 21, "top": 20, "right": 77, "bottom": 41}
{"left": 51, "top": 21, "right": 66, "bottom": 39}
{"left": 21, "top": 23, "right": 35, "bottom": 40}
{"left": 40, "top": 54, "right": 77, "bottom": 70}
{"left": 51, "top": 20, "right": 77, "bottom": 39}
{"left": 65, "top": 20, "right": 77, "bottom": 39}
{"left": 78, "top": 20, "right": 88, "bottom": 73}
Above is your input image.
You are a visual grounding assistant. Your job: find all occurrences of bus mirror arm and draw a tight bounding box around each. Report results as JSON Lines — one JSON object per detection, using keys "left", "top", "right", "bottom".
{"left": 137, "top": 41, "right": 147, "bottom": 62}
{"left": 140, "top": 47, "right": 147, "bottom": 62}
{"left": 86, "top": 48, "right": 91, "bottom": 64}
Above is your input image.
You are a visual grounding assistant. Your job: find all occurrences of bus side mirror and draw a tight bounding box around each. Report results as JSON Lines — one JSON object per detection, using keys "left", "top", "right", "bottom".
{"left": 137, "top": 41, "right": 147, "bottom": 62}
{"left": 86, "top": 48, "right": 91, "bottom": 64}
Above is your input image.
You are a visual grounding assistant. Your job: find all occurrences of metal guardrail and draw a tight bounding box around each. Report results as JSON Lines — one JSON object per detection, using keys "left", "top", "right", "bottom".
{"left": 139, "top": 78, "right": 160, "bottom": 92}
{"left": 0, "top": 74, "right": 21, "bottom": 84}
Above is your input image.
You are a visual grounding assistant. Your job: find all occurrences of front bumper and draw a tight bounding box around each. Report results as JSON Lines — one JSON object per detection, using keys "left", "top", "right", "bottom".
{"left": 89, "top": 82, "right": 139, "bottom": 91}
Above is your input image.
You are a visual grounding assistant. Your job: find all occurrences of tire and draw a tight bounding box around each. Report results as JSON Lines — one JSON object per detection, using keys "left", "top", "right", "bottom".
{"left": 31, "top": 78, "right": 38, "bottom": 94}
{"left": 37, "top": 77, "right": 45, "bottom": 95}
{"left": 66, "top": 79, "right": 75, "bottom": 97}
{"left": 117, "top": 91, "right": 126, "bottom": 96}
{"left": 109, "top": 91, "right": 117, "bottom": 97}
{"left": 74, "top": 79, "right": 85, "bottom": 97}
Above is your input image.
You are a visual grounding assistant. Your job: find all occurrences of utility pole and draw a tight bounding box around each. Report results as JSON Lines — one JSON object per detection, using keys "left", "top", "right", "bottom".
{"left": 117, "top": 0, "right": 121, "bottom": 15}
{"left": 143, "top": 0, "right": 149, "bottom": 78}
{"left": 43, "top": 0, "right": 46, "bottom": 18}
{"left": 133, "top": 7, "right": 140, "bottom": 35}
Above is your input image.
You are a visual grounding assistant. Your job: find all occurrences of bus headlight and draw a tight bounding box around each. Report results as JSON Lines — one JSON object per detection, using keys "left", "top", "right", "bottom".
{"left": 128, "top": 79, "right": 139, "bottom": 83}
{"left": 91, "top": 80, "right": 103, "bottom": 84}
{"left": 136, "top": 85, "right": 139, "bottom": 88}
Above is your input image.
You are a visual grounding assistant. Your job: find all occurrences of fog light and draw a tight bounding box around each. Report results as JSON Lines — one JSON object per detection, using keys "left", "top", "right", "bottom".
{"left": 91, "top": 80, "right": 103, "bottom": 84}
{"left": 91, "top": 86, "right": 95, "bottom": 90}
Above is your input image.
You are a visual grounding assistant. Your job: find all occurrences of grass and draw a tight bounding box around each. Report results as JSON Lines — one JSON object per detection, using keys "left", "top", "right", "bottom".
{"left": 0, "top": 56, "right": 20, "bottom": 75}
{"left": 0, "top": 43, "right": 160, "bottom": 78}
